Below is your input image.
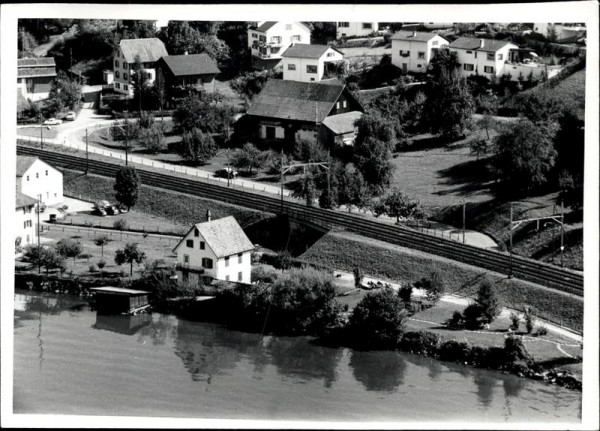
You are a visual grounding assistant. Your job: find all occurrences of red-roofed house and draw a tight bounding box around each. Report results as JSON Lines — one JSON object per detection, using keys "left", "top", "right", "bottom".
{"left": 113, "top": 38, "right": 168, "bottom": 95}
{"left": 281, "top": 44, "right": 344, "bottom": 83}
{"left": 248, "top": 22, "right": 311, "bottom": 70}
{"left": 17, "top": 57, "right": 57, "bottom": 101}
{"left": 173, "top": 215, "right": 254, "bottom": 286}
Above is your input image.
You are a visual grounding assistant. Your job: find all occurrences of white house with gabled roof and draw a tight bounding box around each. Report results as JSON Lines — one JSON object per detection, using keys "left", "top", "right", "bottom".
{"left": 16, "top": 156, "right": 63, "bottom": 207}
{"left": 173, "top": 215, "right": 254, "bottom": 286}
{"left": 113, "top": 38, "right": 168, "bottom": 96}
{"left": 448, "top": 37, "right": 518, "bottom": 79}
{"left": 248, "top": 21, "right": 311, "bottom": 70}
{"left": 391, "top": 30, "right": 449, "bottom": 73}
{"left": 16, "top": 191, "right": 38, "bottom": 249}
{"left": 336, "top": 22, "right": 379, "bottom": 39}
{"left": 281, "top": 44, "right": 344, "bottom": 82}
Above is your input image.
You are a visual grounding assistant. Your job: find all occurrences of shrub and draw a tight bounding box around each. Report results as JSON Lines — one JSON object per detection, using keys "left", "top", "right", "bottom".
{"left": 463, "top": 303, "right": 484, "bottom": 329}
{"left": 503, "top": 335, "right": 533, "bottom": 366}
{"left": 524, "top": 306, "right": 536, "bottom": 334}
{"left": 113, "top": 219, "right": 129, "bottom": 231}
{"left": 353, "top": 267, "right": 364, "bottom": 288}
{"left": 438, "top": 339, "right": 472, "bottom": 363}
{"left": 509, "top": 312, "right": 521, "bottom": 332}
{"left": 97, "top": 259, "right": 106, "bottom": 270}
{"left": 414, "top": 269, "right": 445, "bottom": 303}
{"left": 399, "top": 331, "right": 441, "bottom": 356}
{"left": 398, "top": 285, "right": 413, "bottom": 305}
{"left": 476, "top": 276, "right": 501, "bottom": 324}
{"left": 89, "top": 264, "right": 98, "bottom": 273}
{"left": 446, "top": 310, "right": 464, "bottom": 329}
{"left": 251, "top": 264, "right": 279, "bottom": 284}
{"left": 534, "top": 324, "right": 548, "bottom": 337}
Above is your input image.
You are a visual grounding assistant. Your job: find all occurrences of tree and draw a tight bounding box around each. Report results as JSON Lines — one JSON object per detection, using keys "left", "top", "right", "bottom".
{"left": 18, "top": 29, "right": 37, "bottom": 57}
{"left": 94, "top": 235, "right": 110, "bottom": 257}
{"left": 173, "top": 93, "right": 204, "bottom": 132}
{"left": 131, "top": 55, "right": 149, "bottom": 112}
{"left": 348, "top": 288, "right": 409, "bottom": 349}
{"left": 427, "top": 48, "right": 460, "bottom": 81}
{"left": 353, "top": 267, "right": 364, "bottom": 288}
{"left": 414, "top": 269, "right": 446, "bottom": 303}
{"left": 293, "top": 139, "right": 327, "bottom": 163}
{"left": 275, "top": 250, "right": 292, "bottom": 273}
{"left": 229, "top": 69, "right": 274, "bottom": 100}
{"left": 476, "top": 277, "right": 501, "bottom": 324}
{"left": 178, "top": 128, "right": 217, "bottom": 164}
{"left": 493, "top": 119, "right": 558, "bottom": 193}
{"left": 558, "top": 171, "right": 583, "bottom": 211}
{"left": 510, "top": 92, "right": 564, "bottom": 124}
{"left": 335, "top": 163, "right": 370, "bottom": 212}
{"left": 161, "top": 21, "right": 203, "bottom": 55}
{"left": 48, "top": 71, "right": 82, "bottom": 111}
{"left": 292, "top": 170, "right": 317, "bottom": 206}
{"left": 138, "top": 123, "right": 166, "bottom": 154}
{"left": 379, "top": 188, "right": 425, "bottom": 222}
{"left": 114, "top": 166, "right": 141, "bottom": 210}
{"left": 114, "top": 242, "right": 146, "bottom": 277}
{"left": 55, "top": 238, "right": 83, "bottom": 267}
{"left": 231, "top": 143, "right": 264, "bottom": 175}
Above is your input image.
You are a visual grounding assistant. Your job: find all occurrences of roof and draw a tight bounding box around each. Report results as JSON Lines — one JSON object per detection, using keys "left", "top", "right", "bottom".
{"left": 16, "top": 156, "right": 38, "bottom": 177}
{"left": 323, "top": 111, "right": 363, "bottom": 135}
{"left": 391, "top": 31, "right": 444, "bottom": 42}
{"left": 16, "top": 192, "right": 38, "bottom": 209}
{"left": 160, "top": 53, "right": 220, "bottom": 76}
{"left": 247, "top": 79, "right": 345, "bottom": 123}
{"left": 449, "top": 37, "right": 516, "bottom": 53}
{"left": 18, "top": 57, "right": 56, "bottom": 67}
{"left": 174, "top": 216, "right": 254, "bottom": 259}
{"left": 17, "top": 57, "right": 56, "bottom": 78}
{"left": 281, "top": 44, "right": 342, "bottom": 59}
{"left": 17, "top": 67, "right": 57, "bottom": 78}
{"left": 90, "top": 287, "right": 151, "bottom": 295}
{"left": 257, "top": 21, "right": 278, "bottom": 32}
{"left": 119, "top": 38, "right": 168, "bottom": 63}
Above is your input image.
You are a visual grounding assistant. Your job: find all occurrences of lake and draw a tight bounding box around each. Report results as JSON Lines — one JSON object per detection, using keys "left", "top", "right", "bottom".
{"left": 13, "top": 290, "right": 581, "bottom": 424}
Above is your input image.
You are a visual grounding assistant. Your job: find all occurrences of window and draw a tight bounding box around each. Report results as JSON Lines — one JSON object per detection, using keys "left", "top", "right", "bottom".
{"left": 200, "top": 241, "right": 205, "bottom": 250}
{"left": 399, "top": 50, "right": 410, "bottom": 57}
{"left": 286, "top": 24, "right": 292, "bottom": 30}
{"left": 54, "top": 193, "right": 57, "bottom": 197}
{"left": 202, "top": 258, "right": 213, "bottom": 269}
{"left": 194, "top": 228, "right": 199, "bottom": 237}
{"left": 498, "top": 53, "right": 503, "bottom": 60}
{"left": 271, "top": 36, "right": 282, "bottom": 44}
{"left": 26, "top": 175, "right": 29, "bottom": 181}
{"left": 487, "top": 53, "right": 494, "bottom": 61}
{"left": 339, "top": 22, "right": 349, "bottom": 28}
{"left": 123, "top": 73, "right": 128, "bottom": 80}
{"left": 474, "top": 52, "right": 478, "bottom": 59}
{"left": 238, "top": 253, "right": 243, "bottom": 264}
{"left": 26, "top": 235, "right": 30, "bottom": 243}
{"left": 124, "top": 85, "right": 129, "bottom": 91}
{"left": 238, "top": 271, "right": 243, "bottom": 282}
{"left": 115, "top": 71, "right": 120, "bottom": 79}
{"left": 252, "top": 32, "right": 258, "bottom": 38}
{"left": 24, "top": 221, "right": 26, "bottom": 229}
{"left": 463, "top": 63, "right": 474, "bottom": 71}
{"left": 326, "top": 52, "right": 334, "bottom": 57}
{"left": 225, "top": 275, "right": 230, "bottom": 281}
{"left": 46, "top": 192, "right": 49, "bottom": 198}
{"left": 45, "top": 170, "right": 48, "bottom": 176}
{"left": 306, "top": 65, "right": 318, "bottom": 74}
{"left": 343, "top": 100, "right": 347, "bottom": 108}
{"left": 123, "top": 63, "right": 128, "bottom": 69}
{"left": 147, "top": 72, "right": 153, "bottom": 80}
{"left": 259, "top": 35, "right": 266, "bottom": 42}
{"left": 484, "top": 66, "right": 495, "bottom": 74}
{"left": 418, "top": 51, "right": 425, "bottom": 59}
{"left": 115, "top": 60, "right": 119, "bottom": 68}
{"left": 186, "top": 239, "right": 194, "bottom": 248}
{"left": 184, "top": 254, "right": 189, "bottom": 264}
{"left": 36, "top": 173, "right": 39, "bottom": 179}
{"left": 417, "top": 64, "right": 422, "bottom": 68}
{"left": 225, "top": 256, "right": 230, "bottom": 267}
{"left": 292, "top": 35, "right": 301, "bottom": 42}
{"left": 362, "top": 23, "right": 373, "bottom": 30}
{"left": 432, "top": 40, "right": 439, "bottom": 46}
{"left": 287, "top": 64, "right": 296, "bottom": 71}
{"left": 466, "top": 50, "right": 472, "bottom": 54}
{"left": 115, "top": 83, "right": 120, "bottom": 89}
{"left": 336, "top": 102, "right": 340, "bottom": 109}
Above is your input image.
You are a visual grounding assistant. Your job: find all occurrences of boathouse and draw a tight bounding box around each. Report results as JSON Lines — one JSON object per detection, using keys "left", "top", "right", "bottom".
{"left": 90, "top": 287, "right": 150, "bottom": 314}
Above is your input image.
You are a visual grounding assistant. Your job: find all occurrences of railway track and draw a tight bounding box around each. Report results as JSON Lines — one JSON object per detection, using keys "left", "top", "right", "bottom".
{"left": 19, "top": 146, "right": 584, "bottom": 296}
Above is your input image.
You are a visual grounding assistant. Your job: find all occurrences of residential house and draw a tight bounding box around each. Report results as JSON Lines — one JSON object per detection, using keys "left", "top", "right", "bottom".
{"left": 322, "top": 111, "right": 363, "bottom": 146}
{"left": 391, "top": 31, "right": 449, "bottom": 73}
{"left": 336, "top": 22, "right": 379, "bottom": 39}
{"left": 156, "top": 53, "right": 220, "bottom": 95}
{"left": 16, "top": 156, "right": 64, "bottom": 207}
{"left": 16, "top": 192, "right": 38, "bottom": 249}
{"left": 281, "top": 44, "right": 344, "bottom": 83}
{"left": 17, "top": 57, "right": 57, "bottom": 102}
{"left": 247, "top": 21, "right": 311, "bottom": 70}
{"left": 113, "top": 38, "right": 168, "bottom": 96}
{"left": 246, "top": 79, "right": 363, "bottom": 147}
{"left": 173, "top": 215, "right": 254, "bottom": 286}
{"left": 533, "top": 23, "right": 586, "bottom": 43}
{"left": 449, "top": 37, "right": 562, "bottom": 81}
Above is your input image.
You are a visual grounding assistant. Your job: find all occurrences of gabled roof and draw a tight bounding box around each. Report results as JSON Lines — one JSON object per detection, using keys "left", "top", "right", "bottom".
{"left": 119, "top": 38, "right": 168, "bottom": 63}
{"left": 16, "top": 191, "right": 38, "bottom": 209}
{"left": 173, "top": 216, "right": 254, "bottom": 259}
{"left": 257, "top": 21, "right": 278, "bottom": 32}
{"left": 17, "top": 57, "right": 57, "bottom": 78}
{"left": 16, "top": 156, "right": 38, "bottom": 177}
{"left": 449, "top": 37, "right": 516, "bottom": 53}
{"left": 18, "top": 67, "right": 57, "bottom": 79}
{"left": 160, "top": 53, "right": 220, "bottom": 76}
{"left": 18, "top": 57, "right": 56, "bottom": 68}
{"left": 323, "top": 111, "right": 363, "bottom": 135}
{"left": 247, "top": 79, "right": 345, "bottom": 123}
{"left": 281, "top": 44, "right": 343, "bottom": 59}
{"left": 391, "top": 31, "right": 445, "bottom": 42}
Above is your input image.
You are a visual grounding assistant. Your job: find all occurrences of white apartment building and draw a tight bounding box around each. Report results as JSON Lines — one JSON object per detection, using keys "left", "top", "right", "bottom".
{"left": 173, "top": 216, "right": 255, "bottom": 286}
{"left": 448, "top": 37, "right": 518, "bottom": 79}
{"left": 113, "top": 38, "right": 168, "bottom": 96}
{"left": 248, "top": 22, "right": 311, "bottom": 69}
{"left": 391, "top": 31, "right": 449, "bottom": 73}
{"left": 16, "top": 156, "right": 63, "bottom": 207}
{"left": 281, "top": 44, "right": 344, "bottom": 82}
{"left": 336, "top": 22, "right": 379, "bottom": 39}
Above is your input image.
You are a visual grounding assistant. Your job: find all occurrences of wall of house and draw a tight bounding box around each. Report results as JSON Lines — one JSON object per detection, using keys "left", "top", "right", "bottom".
{"left": 282, "top": 49, "right": 344, "bottom": 82}
{"left": 259, "top": 122, "right": 286, "bottom": 140}
{"left": 113, "top": 49, "right": 159, "bottom": 95}
{"left": 249, "top": 22, "right": 311, "bottom": 59}
{"left": 451, "top": 43, "right": 515, "bottom": 78}
{"left": 336, "top": 22, "right": 379, "bottom": 38}
{"left": 18, "top": 160, "right": 63, "bottom": 206}
{"left": 15, "top": 205, "right": 36, "bottom": 248}
{"left": 215, "top": 251, "right": 251, "bottom": 283}
{"left": 501, "top": 63, "right": 563, "bottom": 81}
{"left": 176, "top": 232, "right": 218, "bottom": 279}
{"left": 17, "top": 76, "right": 55, "bottom": 101}
{"left": 391, "top": 36, "right": 447, "bottom": 72}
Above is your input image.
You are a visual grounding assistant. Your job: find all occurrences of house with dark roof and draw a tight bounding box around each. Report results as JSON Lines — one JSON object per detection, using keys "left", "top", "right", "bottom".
{"left": 281, "top": 44, "right": 344, "bottom": 83}
{"left": 17, "top": 57, "right": 57, "bottom": 101}
{"left": 448, "top": 37, "right": 519, "bottom": 79}
{"left": 113, "top": 38, "right": 168, "bottom": 95}
{"left": 156, "top": 53, "right": 221, "bottom": 95}
{"left": 16, "top": 155, "right": 63, "bottom": 206}
{"left": 246, "top": 79, "right": 363, "bottom": 147}
{"left": 173, "top": 215, "right": 254, "bottom": 286}
{"left": 391, "top": 31, "right": 449, "bottom": 73}
{"left": 247, "top": 22, "right": 311, "bottom": 70}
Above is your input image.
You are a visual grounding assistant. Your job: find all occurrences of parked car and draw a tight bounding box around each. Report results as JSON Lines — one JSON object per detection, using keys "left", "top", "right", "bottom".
{"left": 95, "top": 207, "right": 107, "bottom": 217}
{"left": 94, "top": 200, "right": 110, "bottom": 216}
{"left": 43, "top": 118, "right": 63, "bottom": 126}
{"left": 105, "top": 205, "right": 121, "bottom": 215}
{"left": 118, "top": 205, "right": 129, "bottom": 214}
{"left": 65, "top": 111, "right": 76, "bottom": 121}
{"left": 214, "top": 167, "right": 238, "bottom": 180}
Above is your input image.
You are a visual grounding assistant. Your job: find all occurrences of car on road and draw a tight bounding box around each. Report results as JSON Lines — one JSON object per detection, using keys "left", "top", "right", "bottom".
{"left": 65, "top": 111, "right": 76, "bottom": 121}
{"left": 214, "top": 167, "right": 238, "bottom": 180}
{"left": 105, "top": 205, "right": 121, "bottom": 215}
{"left": 43, "top": 118, "right": 63, "bottom": 126}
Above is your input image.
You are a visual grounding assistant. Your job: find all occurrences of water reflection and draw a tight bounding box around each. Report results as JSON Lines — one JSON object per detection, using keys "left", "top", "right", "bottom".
{"left": 474, "top": 373, "right": 498, "bottom": 407}
{"left": 349, "top": 350, "right": 407, "bottom": 392}
{"left": 93, "top": 313, "right": 152, "bottom": 335}
{"left": 136, "top": 314, "right": 178, "bottom": 346}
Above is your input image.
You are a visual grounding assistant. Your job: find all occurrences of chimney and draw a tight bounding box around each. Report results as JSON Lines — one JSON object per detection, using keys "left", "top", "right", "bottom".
{"left": 412, "top": 30, "right": 417, "bottom": 38}
{"left": 479, "top": 39, "right": 485, "bottom": 48}
{"left": 206, "top": 209, "right": 211, "bottom": 222}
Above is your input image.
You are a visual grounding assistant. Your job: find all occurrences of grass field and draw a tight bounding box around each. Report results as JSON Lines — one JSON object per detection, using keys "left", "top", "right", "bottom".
{"left": 300, "top": 231, "right": 583, "bottom": 332}
{"left": 523, "top": 68, "right": 586, "bottom": 120}
{"left": 17, "top": 126, "right": 60, "bottom": 139}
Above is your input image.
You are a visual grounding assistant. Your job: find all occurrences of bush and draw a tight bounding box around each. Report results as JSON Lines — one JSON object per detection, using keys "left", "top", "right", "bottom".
{"left": 463, "top": 303, "right": 484, "bottom": 329}
{"left": 509, "top": 312, "right": 521, "bottom": 332}
{"left": 438, "top": 339, "right": 472, "bottom": 362}
{"left": 251, "top": 264, "right": 279, "bottom": 284}
{"left": 414, "top": 269, "right": 445, "bottom": 303}
{"left": 476, "top": 276, "right": 501, "bottom": 324}
{"left": 524, "top": 306, "right": 536, "bottom": 334}
{"left": 503, "top": 335, "right": 533, "bottom": 366}
{"left": 113, "top": 219, "right": 129, "bottom": 230}
{"left": 534, "top": 324, "right": 548, "bottom": 337}
{"left": 89, "top": 264, "right": 98, "bottom": 273}
{"left": 398, "top": 285, "right": 413, "bottom": 305}
{"left": 446, "top": 310, "right": 464, "bottom": 329}
{"left": 399, "top": 331, "right": 441, "bottom": 356}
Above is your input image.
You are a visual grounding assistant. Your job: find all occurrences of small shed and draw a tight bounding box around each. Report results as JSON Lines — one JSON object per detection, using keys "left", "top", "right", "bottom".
{"left": 90, "top": 287, "right": 151, "bottom": 314}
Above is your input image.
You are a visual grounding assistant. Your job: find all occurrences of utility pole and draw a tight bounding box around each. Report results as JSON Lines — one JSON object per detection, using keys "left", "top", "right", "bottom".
{"left": 124, "top": 112, "right": 129, "bottom": 166}
{"left": 560, "top": 201, "right": 565, "bottom": 267}
{"left": 37, "top": 194, "right": 41, "bottom": 274}
{"left": 508, "top": 203, "right": 513, "bottom": 278}
{"left": 227, "top": 149, "right": 231, "bottom": 187}
{"left": 280, "top": 145, "right": 284, "bottom": 212}
{"left": 462, "top": 201, "right": 466, "bottom": 244}
{"left": 39, "top": 115, "right": 44, "bottom": 150}
{"left": 85, "top": 128, "right": 89, "bottom": 174}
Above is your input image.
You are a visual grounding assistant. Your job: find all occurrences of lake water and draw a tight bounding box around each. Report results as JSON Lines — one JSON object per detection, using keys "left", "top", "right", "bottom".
{"left": 13, "top": 290, "right": 581, "bottom": 424}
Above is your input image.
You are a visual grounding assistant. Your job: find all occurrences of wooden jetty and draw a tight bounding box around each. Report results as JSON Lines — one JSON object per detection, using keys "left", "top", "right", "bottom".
{"left": 90, "top": 287, "right": 151, "bottom": 315}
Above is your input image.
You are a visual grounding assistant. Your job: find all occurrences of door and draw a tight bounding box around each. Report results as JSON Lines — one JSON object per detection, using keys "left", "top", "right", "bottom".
{"left": 402, "top": 63, "right": 408, "bottom": 73}
{"left": 266, "top": 126, "right": 276, "bottom": 140}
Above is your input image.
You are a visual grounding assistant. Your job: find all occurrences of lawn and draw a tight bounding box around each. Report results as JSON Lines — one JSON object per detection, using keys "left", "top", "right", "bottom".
{"left": 523, "top": 68, "right": 586, "bottom": 120}
{"left": 17, "top": 126, "right": 60, "bottom": 140}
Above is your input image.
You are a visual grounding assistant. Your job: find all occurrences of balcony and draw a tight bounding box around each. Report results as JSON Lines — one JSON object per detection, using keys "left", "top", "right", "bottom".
{"left": 176, "top": 263, "right": 206, "bottom": 274}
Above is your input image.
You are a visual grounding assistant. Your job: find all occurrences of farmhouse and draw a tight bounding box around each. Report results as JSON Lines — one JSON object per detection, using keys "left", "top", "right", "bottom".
{"left": 245, "top": 79, "right": 363, "bottom": 146}
{"left": 391, "top": 31, "right": 449, "bottom": 73}
{"left": 248, "top": 21, "right": 311, "bottom": 70}
{"left": 16, "top": 156, "right": 63, "bottom": 207}
{"left": 156, "top": 53, "right": 220, "bottom": 94}
{"left": 336, "top": 22, "right": 379, "bottom": 39}
{"left": 17, "top": 57, "right": 57, "bottom": 102}
{"left": 113, "top": 38, "right": 168, "bottom": 96}
{"left": 16, "top": 192, "right": 38, "bottom": 250}
{"left": 281, "top": 44, "right": 344, "bottom": 83}
{"left": 173, "top": 216, "right": 254, "bottom": 286}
